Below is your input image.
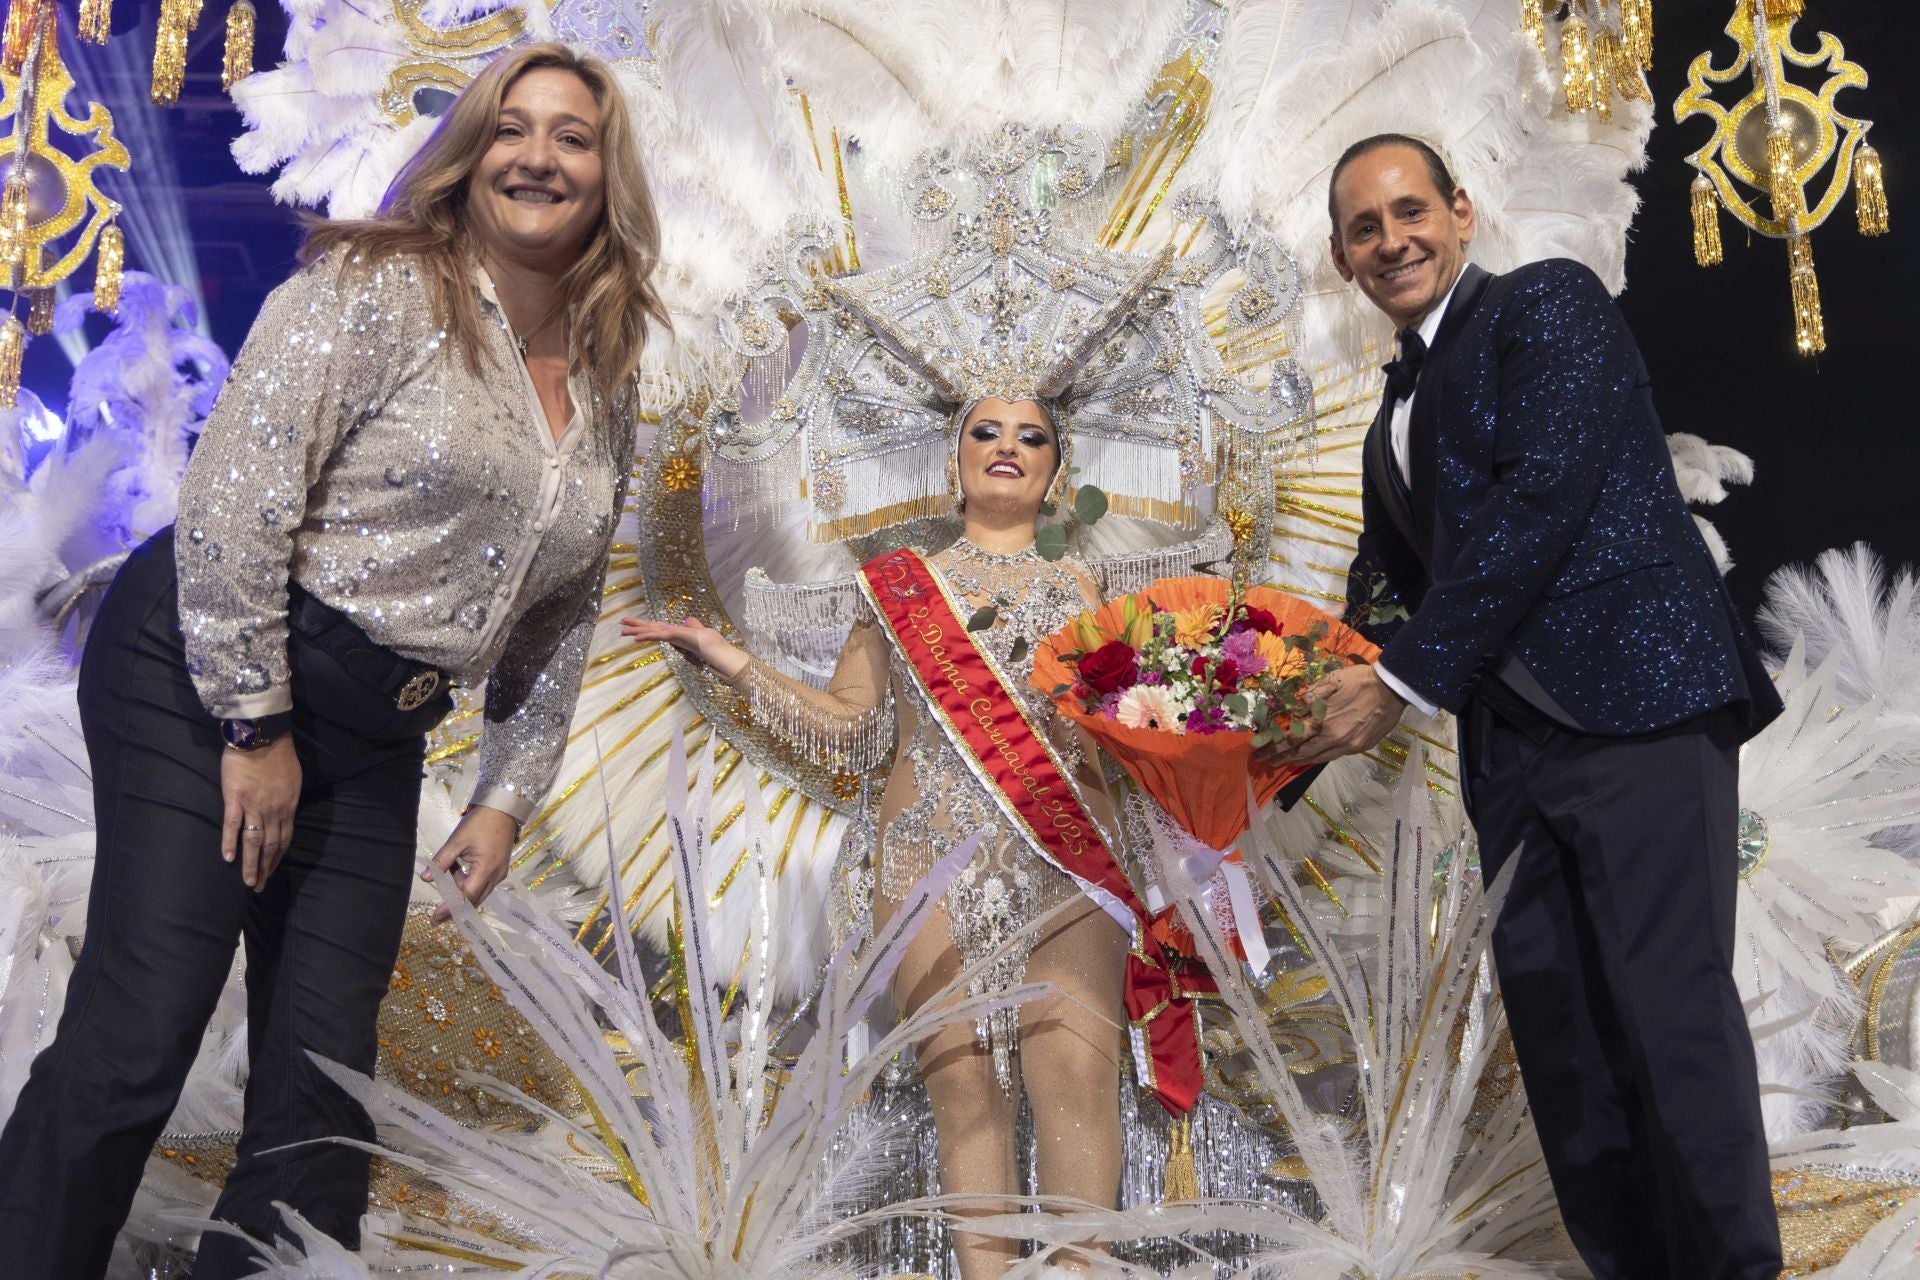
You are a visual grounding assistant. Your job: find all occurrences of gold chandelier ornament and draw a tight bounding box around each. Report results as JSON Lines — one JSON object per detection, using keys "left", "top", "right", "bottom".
{"left": 0, "top": 3, "right": 131, "bottom": 401}
{"left": 1676, "top": 0, "right": 1887, "bottom": 356}
{"left": 1524, "top": 1, "right": 1654, "bottom": 119}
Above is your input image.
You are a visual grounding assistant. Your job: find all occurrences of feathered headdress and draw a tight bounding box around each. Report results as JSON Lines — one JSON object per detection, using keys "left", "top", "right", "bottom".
{"left": 703, "top": 123, "right": 1315, "bottom": 547}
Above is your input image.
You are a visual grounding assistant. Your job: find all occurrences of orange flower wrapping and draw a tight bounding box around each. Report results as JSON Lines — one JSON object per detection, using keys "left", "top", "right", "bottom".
{"left": 1031, "top": 578, "right": 1380, "bottom": 851}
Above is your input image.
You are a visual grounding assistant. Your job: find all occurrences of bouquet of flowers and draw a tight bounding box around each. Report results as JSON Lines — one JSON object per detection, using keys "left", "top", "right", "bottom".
{"left": 1032, "top": 577, "right": 1379, "bottom": 962}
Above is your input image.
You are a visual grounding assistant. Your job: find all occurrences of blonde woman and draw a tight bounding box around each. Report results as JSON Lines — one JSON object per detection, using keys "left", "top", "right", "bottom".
{"left": 0, "top": 44, "right": 664, "bottom": 1278}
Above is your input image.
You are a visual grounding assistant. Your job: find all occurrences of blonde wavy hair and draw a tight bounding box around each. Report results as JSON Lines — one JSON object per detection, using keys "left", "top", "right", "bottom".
{"left": 302, "top": 43, "right": 668, "bottom": 407}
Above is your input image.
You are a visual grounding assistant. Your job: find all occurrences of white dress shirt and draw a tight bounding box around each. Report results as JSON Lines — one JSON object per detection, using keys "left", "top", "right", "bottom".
{"left": 1371, "top": 266, "right": 1467, "bottom": 720}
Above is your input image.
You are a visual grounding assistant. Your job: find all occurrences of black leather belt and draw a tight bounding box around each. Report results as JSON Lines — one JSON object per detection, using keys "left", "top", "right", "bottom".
{"left": 288, "top": 585, "right": 445, "bottom": 711}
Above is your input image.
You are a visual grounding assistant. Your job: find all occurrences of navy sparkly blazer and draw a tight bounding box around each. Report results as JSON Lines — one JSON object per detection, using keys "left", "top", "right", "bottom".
{"left": 1344, "top": 258, "right": 1783, "bottom": 740}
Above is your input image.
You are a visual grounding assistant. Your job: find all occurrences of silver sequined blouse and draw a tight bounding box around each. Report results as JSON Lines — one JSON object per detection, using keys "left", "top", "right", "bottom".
{"left": 174, "top": 248, "right": 635, "bottom": 822}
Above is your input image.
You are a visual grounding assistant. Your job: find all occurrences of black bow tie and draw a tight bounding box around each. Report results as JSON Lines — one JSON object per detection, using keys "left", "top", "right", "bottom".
{"left": 1382, "top": 329, "right": 1428, "bottom": 407}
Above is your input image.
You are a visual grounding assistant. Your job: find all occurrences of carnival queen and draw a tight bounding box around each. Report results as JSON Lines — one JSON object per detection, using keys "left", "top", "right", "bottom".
{"left": 625, "top": 390, "right": 1141, "bottom": 1278}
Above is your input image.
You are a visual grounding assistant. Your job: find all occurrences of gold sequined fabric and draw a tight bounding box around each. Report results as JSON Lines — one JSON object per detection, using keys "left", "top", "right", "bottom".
{"left": 1775, "top": 1167, "right": 1920, "bottom": 1274}
{"left": 174, "top": 248, "right": 635, "bottom": 819}
{"left": 376, "top": 906, "right": 582, "bottom": 1127}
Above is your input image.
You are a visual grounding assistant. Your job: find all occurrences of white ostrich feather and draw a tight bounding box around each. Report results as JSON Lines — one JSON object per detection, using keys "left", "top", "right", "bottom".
{"left": 1151, "top": 755, "right": 1564, "bottom": 1274}
{"left": 1773, "top": 1061, "right": 1920, "bottom": 1204}
{"left": 758, "top": 0, "right": 1000, "bottom": 173}
{"left": 1664, "top": 431, "right": 1755, "bottom": 574}
{"left": 1736, "top": 639, "right": 1920, "bottom": 1139}
{"left": 1759, "top": 545, "right": 1920, "bottom": 769}
{"left": 226, "top": 735, "right": 1075, "bottom": 1276}
{"left": 995, "top": 0, "right": 1186, "bottom": 142}
{"left": 1667, "top": 433, "right": 1758, "bottom": 507}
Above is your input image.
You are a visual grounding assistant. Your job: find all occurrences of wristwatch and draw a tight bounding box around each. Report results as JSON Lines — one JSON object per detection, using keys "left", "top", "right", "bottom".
{"left": 221, "top": 712, "right": 295, "bottom": 751}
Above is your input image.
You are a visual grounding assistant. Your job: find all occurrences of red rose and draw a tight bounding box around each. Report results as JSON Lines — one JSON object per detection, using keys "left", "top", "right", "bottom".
{"left": 1190, "top": 655, "right": 1242, "bottom": 693}
{"left": 1242, "top": 605, "right": 1280, "bottom": 634}
{"left": 1079, "top": 641, "right": 1140, "bottom": 695}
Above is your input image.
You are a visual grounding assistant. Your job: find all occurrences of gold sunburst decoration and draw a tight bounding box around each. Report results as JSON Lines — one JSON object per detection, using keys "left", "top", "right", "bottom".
{"left": 0, "top": 4, "right": 129, "bottom": 404}
{"left": 1676, "top": 0, "right": 1887, "bottom": 355}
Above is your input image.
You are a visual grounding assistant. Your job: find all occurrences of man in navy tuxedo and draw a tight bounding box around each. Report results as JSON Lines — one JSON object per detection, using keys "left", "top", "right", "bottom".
{"left": 1285, "top": 134, "right": 1785, "bottom": 1278}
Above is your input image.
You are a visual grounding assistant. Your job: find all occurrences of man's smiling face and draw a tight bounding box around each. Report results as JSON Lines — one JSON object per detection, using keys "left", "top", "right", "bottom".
{"left": 1328, "top": 142, "right": 1476, "bottom": 332}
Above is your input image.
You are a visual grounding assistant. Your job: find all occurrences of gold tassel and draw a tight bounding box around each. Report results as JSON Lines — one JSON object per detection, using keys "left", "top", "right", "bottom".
{"left": 1520, "top": 0, "right": 1546, "bottom": 58}
{"left": 1787, "top": 233, "right": 1823, "bottom": 355}
{"left": 78, "top": 0, "right": 108, "bottom": 44}
{"left": 1561, "top": 16, "right": 1594, "bottom": 114}
{"left": 93, "top": 222, "right": 124, "bottom": 315}
{"left": 151, "top": 0, "right": 201, "bottom": 107}
{"left": 1621, "top": 0, "right": 1653, "bottom": 68}
{"left": 1854, "top": 143, "right": 1888, "bottom": 236}
{"left": 0, "top": 168, "right": 32, "bottom": 283}
{"left": 1163, "top": 1112, "right": 1200, "bottom": 1202}
{"left": 1591, "top": 27, "right": 1618, "bottom": 124}
{"left": 221, "top": 0, "right": 254, "bottom": 93}
{"left": 1760, "top": 0, "right": 1802, "bottom": 17}
{"left": 0, "top": 314, "right": 25, "bottom": 409}
{"left": 1, "top": 0, "right": 41, "bottom": 76}
{"left": 1690, "top": 173, "right": 1724, "bottom": 267}
{"left": 1765, "top": 124, "right": 1802, "bottom": 227}
{"left": 1614, "top": 33, "right": 1652, "bottom": 103}
{"left": 25, "top": 287, "right": 51, "bottom": 336}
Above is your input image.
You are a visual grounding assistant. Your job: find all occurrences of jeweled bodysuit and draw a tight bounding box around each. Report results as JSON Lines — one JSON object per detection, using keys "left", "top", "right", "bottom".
{"left": 737, "top": 538, "right": 1134, "bottom": 1080}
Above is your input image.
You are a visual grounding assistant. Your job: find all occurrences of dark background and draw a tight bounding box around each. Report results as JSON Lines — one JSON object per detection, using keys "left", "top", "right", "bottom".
{"left": 1614, "top": 1, "right": 1916, "bottom": 618}
{"left": 31, "top": 1, "right": 1918, "bottom": 620}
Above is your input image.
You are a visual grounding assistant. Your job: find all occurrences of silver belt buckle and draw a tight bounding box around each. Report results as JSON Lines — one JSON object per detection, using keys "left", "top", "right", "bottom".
{"left": 396, "top": 669, "right": 441, "bottom": 711}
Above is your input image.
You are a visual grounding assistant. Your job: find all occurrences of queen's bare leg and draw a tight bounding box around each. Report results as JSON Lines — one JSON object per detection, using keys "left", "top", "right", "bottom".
{"left": 889, "top": 901, "right": 1021, "bottom": 1280}
{"left": 1020, "top": 896, "right": 1126, "bottom": 1274}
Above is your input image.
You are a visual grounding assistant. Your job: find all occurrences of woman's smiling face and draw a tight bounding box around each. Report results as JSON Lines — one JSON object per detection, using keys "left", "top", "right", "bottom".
{"left": 466, "top": 67, "right": 607, "bottom": 268}
{"left": 956, "top": 397, "right": 1058, "bottom": 517}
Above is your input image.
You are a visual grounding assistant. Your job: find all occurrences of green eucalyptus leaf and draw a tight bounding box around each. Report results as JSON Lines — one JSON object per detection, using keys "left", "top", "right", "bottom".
{"left": 1034, "top": 524, "right": 1070, "bottom": 561}
{"left": 966, "top": 605, "right": 998, "bottom": 632}
{"left": 1288, "top": 719, "right": 1310, "bottom": 741}
{"left": 1223, "top": 693, "right": 1249, "bottom": 719}
{"left": 1073, "top": 484, "right": 1110, "bottom": 525}
{"left": 1310, "top": 697, "right": 1328, "bottom": 720}
{"left": 1008, "top": 636, "right": 1030, "bottom": 665}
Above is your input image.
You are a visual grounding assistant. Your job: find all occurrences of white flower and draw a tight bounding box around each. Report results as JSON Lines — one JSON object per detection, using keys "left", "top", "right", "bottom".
{"left": 1115, "top": 685, "right": 1185, "bottom": 733}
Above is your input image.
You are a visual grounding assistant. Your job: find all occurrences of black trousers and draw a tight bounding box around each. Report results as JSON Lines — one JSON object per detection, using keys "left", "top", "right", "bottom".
{"left": 0, "top": 528, "right": 450, "bottom": 1279}
{"left": 1462, "top": 692, "right": 1781, "bottom": 1280}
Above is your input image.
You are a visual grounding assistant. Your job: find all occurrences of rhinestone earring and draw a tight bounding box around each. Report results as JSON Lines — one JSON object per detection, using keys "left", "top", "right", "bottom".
{"left": 1044, "top": 424, "right": 1073, "bottom": 510}
{"left": 947, "top": 449, "right": 965, "bottom": 513}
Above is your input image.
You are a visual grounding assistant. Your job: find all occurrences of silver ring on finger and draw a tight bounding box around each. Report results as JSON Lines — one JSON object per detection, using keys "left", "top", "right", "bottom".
{"left": 244, "top": 824, "right": 264, "bottom": 832}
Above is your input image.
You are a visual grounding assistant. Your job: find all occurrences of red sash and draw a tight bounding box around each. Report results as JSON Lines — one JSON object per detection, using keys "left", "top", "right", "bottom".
{"left": 858, "top": 547, "right": 1214, "bottom": 1114}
